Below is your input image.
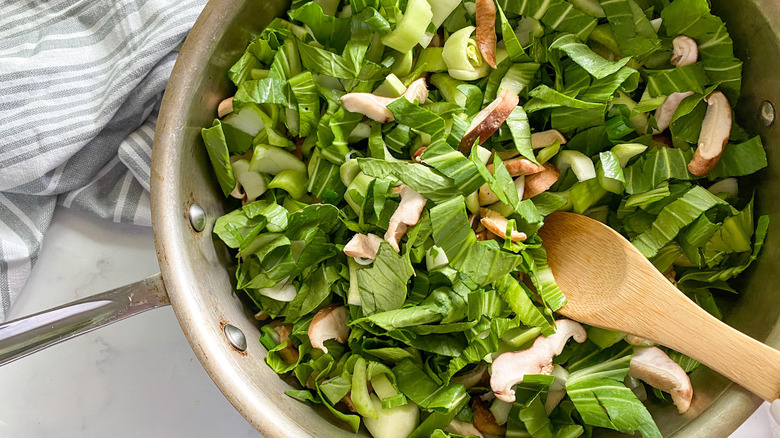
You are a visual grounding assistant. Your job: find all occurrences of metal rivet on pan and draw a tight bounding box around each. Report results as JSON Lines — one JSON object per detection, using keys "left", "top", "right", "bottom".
{"left": 188, "top": 203, "right": 207, "bottom": 232}
{"left": 223, "top": 324, "right": 247, "bottom": 352}
{"left": 760, "top": 100, "right": 775, "bottom": 127}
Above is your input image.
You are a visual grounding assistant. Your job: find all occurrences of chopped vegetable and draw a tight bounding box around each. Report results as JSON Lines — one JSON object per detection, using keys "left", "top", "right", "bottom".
{"left": 203, "top": 1, "right": 770, "bottom": 437}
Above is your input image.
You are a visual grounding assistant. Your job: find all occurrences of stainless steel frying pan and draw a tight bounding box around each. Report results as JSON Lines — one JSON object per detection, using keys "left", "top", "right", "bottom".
{"left": 1, "top": 0, "right": 779, "bottom": 436}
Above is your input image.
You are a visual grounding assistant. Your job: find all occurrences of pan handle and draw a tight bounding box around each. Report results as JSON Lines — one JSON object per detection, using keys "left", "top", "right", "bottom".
{"left": 0, "top": 274, "right": 169, "bottom": 367}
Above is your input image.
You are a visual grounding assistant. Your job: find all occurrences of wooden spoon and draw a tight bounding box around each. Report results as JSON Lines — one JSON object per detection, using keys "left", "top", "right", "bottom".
{"left": 538, "top": 211, "right": 780, "bottom": 402}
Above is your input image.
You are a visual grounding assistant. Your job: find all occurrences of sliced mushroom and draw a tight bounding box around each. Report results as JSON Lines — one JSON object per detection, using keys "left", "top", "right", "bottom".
{"left": 218, "top": 96, "right": 234, "bottom": 118}
{"left": 475, "top": 229, "right": 497, "bottom": 241}
{"left": 532, "top": 129, "right": 567, "bottom": 149}
{"left": 654, "top": 91, "right": 694, "bottom": 133}
{"left": 491, "top": 320, "right": 587, "bottom": 403}
{"left": 478, "top": 183, "right": 500, "bottom": 206}
{"left": 480, "top": 208, "right": 527, "bottom": 242}
{"left": 452, "top": 363, "right": 489, "bottom": 388}
{"left": 671, "top": 36, "right": 698, "bottom": 67}
{"left": 341, "top": 394, "right": 358, "bottom": 413}
{"left": 343, "top": 233, "right": 384, "bottom": 260}
{"left": 629, "top": 347, "right": 693, "bottom": 414}
{"left": 404, "top": 78, "right": 430, "bottom": 104}
{"left": 522, "top": 163, "right": 561, "bottom": 199}
{"left": 230, "top": 182, "right": 247, "bottom": 202}
{"left": 385, "top": 185, "right": 427, "bottom": 252}
{"left": 688, "top": 91, "right": 731, "bottom": 176}
{"left": 445, "top": 419, "right": 485, "bottom": 438}
{"left": 544, "top": 364, "right": 569, "bottom": 414}
{"left": 341, "top": 78, "right": 430, "bottom": 123}
{"left": 308, "top": 305, "right": 350, "bottom": 354}
{"left": 475, "top": 0, "right": 497, "bottom": 68}
{"left": 626, "top": 335, "right": 656, "bottom": 347}
{"left": 472, "top": 399, "right": 506, "bottom": 436}
{"left": 486, "top": 157, "right": 546, "bottom": 177}
{"left": 459, "top": 89, "right": 520, "bottom": 153}
{"left": 271, "top": 322, "right": 300, "bottom": 364}
{"left": 412, "top": 146, "right": 427, "bottom": 163}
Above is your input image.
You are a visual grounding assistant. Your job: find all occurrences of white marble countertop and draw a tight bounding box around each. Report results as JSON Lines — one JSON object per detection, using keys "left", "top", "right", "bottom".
{"left": 0, "top": 206, "right": 775, "bottom": 437}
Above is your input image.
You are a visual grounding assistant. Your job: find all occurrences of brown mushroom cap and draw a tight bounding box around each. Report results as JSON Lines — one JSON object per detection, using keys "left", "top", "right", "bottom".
{"left": 385, "top": 185, "right": 427, "bottom": 252}
{"left": 480, "top": 208, "right": 528, "bottom": 242}
{"left": 490, "top": 320, "right": 587, "bottom": 403}
{"left": 459, "top": 89, "right": 520, "bottom": 153}
{"left": 654, "top": 91, "right": 694, "bottom": 133}
{"left": 308, "top": 305, "right": 350, "bottom": 354}
{"left": 343, "top": 233, "right": 384, "bottom": 260}
{"left": 522, "top": 163, "right": 561, "bottom": 199}
{"left": 671, "top": 35, "right": 699, "bottom": 67}
{"left": 271, "top": 322, "right": 300, "bottom": 364}
{"left": 475, "top": 0, "right": 497, "bottom": 68}
{"left": 629, "top": 346, "right": 693, "bottom": 414}
{"left": 472, "top": 399, "right": 506, "bottom": 436}
{"left": 688, "top": 91, "right": 731, "bottom": 176}
{"left": 218, "top": 97, "right": 234, "bottom": 118}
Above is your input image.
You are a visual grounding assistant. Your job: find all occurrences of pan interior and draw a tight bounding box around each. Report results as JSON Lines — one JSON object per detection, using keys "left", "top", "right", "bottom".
{"left": 151, "top": 0, "right": 780, "bottom": 436}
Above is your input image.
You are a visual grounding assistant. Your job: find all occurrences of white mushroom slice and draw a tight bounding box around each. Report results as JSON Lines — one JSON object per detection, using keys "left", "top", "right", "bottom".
{"left": 343, "top": 233, "right": 384, "bottom": 260}
{"left": 478, "top": 183, "right": 500, "bottom": 206}
{"left": 531, "top": 129, "right": 567, "bottom": 149}
{"left": 654, "top": 91, "right": 694, "bottom": 133}
{"left": 625, "top": 334, "right": 656, "bottom": 347}
{"left": 451, "top": 363, "right": 488, "bottom": 388}
{"left": 308, "top": 305, "right": 350, "bottom": 354}
{"left": 480, "top": 208, "right": 527, "bottom": 242}
{"left": 491, "top": 320, "right": 587, "bottom": 403}
{"left": 230, "top": 183, "right": 246, "bottom": 202}
{"left": 544, "top": 364, "right": 569, "bottom": 414}
{"left": 340, "top": 78, "right": 430, "bottom": 123}
{"left": 671, "top": 35, "right": 699, "bottom": 67}
{"left": 629, "top": 347, "right": 693, "bottom": 414}
{"left": 476, "top": 0, "right": 497, "bottom": 68}
{"left": 459, "top": 89, "right": 520, "bottom": 153}
{"left": 688, "top": 91, "right": 731, "bottom": 176}
{"left": 445, "top": 419, "right": 485, "bottom": 438}
{"left": 403, "top": 78, "right": 430, "bottom": 104}
{"left": 384, "top": 185, "right": 427, "bottom": 252}
{"left": 486, "top": 156, "right": 546, "bottom": 177}
{"left": 218, "top": 96, "right": 234, "bottom": 118}
{"left": 522, "top": 163, "right": 561, "bottom": 199}
{"left": 341, "top": 93, "right": 397, "bottom": 122}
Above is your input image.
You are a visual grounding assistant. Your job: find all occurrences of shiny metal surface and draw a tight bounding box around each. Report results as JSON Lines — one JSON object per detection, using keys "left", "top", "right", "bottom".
{"left": 0, "top": 274, "right": 168, "bottom": 367}
{"left": 761, "top": 101, "right": 775, "bottom": 127}
{"left": 151, "top": 0, "right": 780, "bottom": 436}
{"left": 0, "top": 0, "right": 773, "bottom": 436}
{"left": 189, "top": 203, "right": 208, "bottom": 232}
{"left": 224, "top": 324, "right": 247, "bottom": 352}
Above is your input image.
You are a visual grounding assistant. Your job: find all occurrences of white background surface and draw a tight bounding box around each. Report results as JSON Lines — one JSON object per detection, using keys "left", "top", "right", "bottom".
{"left": 0, "top": 206, "right": 774, "bottom": 437}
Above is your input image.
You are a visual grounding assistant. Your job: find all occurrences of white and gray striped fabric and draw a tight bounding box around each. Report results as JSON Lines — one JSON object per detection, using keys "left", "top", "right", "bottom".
{"left": 0, "top": 0, "right": 208, "bottom": 321}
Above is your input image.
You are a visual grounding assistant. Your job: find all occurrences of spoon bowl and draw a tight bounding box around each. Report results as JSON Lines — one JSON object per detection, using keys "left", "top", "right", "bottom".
{"left": 539, "top": 211, "right": 780, "bottom": 402}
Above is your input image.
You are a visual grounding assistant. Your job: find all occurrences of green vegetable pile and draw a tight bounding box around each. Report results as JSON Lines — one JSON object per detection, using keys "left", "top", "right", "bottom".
{"left": 201, "top": 0, "right": 770, "bottom": 436}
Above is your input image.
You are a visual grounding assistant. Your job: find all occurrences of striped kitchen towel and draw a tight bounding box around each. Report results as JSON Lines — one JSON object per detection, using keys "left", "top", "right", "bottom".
{"left": 0, "top": 0, "right": 208, "bottom": 321}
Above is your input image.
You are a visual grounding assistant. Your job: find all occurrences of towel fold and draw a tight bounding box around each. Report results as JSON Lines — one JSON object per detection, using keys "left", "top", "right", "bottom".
{"left": 0, "top": 0, "right": 208, "bottom": 320}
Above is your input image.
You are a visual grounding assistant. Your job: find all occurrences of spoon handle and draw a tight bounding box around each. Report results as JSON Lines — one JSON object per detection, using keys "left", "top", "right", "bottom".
{"left": 627, "top": 287, "right": 780, "bottom": 402}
